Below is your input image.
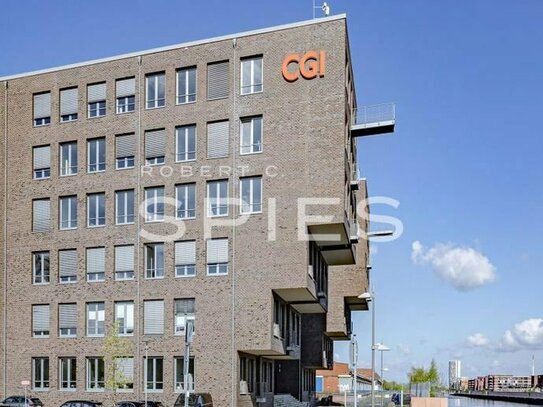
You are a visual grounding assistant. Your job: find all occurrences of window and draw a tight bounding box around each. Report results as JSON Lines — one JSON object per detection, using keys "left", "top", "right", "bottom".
{"left": 241, "top": 56, "right": 263, "bottom": 95}
{"left": 174, "top": 299, "right": 195, "bottom": 334}
{"left": 32, "top": 358, "right": 49, "bottom": 390}
{"left": 240, "top": 176, "right": 262, "bottom": 214}
{"left": 33, "top": 251, "right": 50, "bottom": 284}
{"left": 60, "top": 87, "right": 78, "bottom": 122}
{"left": 87, "top": 138, "right": 106, "bottom": 173}
{"left": 145, "top": 243, "right": 164, "bottom": 279}
{"left": 32, "top": 304, "right": 50, "bottom": 337}
{"left": 206, "top": 238, "right": 229, "bottom": 275}
{"left": 115, "top": 245, "right": 134, "bottom": 280}
{"left": 87, "top": 83, "right": 106, "bottom": 118}
{"left": 176, "top": 183, "right": 196, "bottom": 219}
{"left": 33, "top": 145, "right": 51, "bottom": 179}
{"left": 86, "top": 247, "right": 105, "bottom": 282}
{"left": 87, "top": 193, "right": 106, "bottom": 227}
{"left": 145, "top": 357, "right": 164, "bottom": 391}
{"left": 86, "top": 302, "right": 105, "bottom": 336}
{"left": 145, "top": 129, "right": 166, "bottom": 165}
{"left": 116, "top": 134, "right": 136, "bottom": 169}
{"left": 145, "top": 187, "right": 164, "bottom": 222}
{"left": 86, "top": 358, "right": 104, "bottom": 390}
{"left": 174, "top": 357, "right": 195, "bottom": 392}
{"left": 207, "top": 180, "right": 228, "bottom": 217}
{"left": 60, "top": 141, "right": 78, "bottom": 176}
{"left": 175, "top": 125, "right": 196, "bottom": 162}
{"left": 207, "top": 61, "right": 229, "bottom": 100}
{"left": 32, "top": 199, "right": 51, "bottom": 232}
{"left": 116, "top": 77, "right": 136, "bottom": 113}
{"left": 33, "top": 92, "right": 51, "bottom": 126}
{"left": 175, "top": 241, "right": 196, "bottom": 277}
{"left": 116, "top": 358, "right": 134, "bottom": 390}
{"left": 59, "top": 196, "right": 78, "bottom": 230}
{"left": 115, "top": 302, "right": 134, "bottom": 336}
{"left": 144, "top": 300, "right": 164, "bottom": 335}
{"left": 59, "top": 358, "right": 77, "bottom": 390}
{"left": 146, "top": 73, "right": 165, "bottom": 109}
{"left": 59, "top": 303, "right": 77, "bottom": 337}
{"left": 176, "top": 67, "right": 197, "bottom": 104}
{"left": 59, "top": 249, "right": 77, "bottom": 283}
{"left": 115, "top": 190, "right": 134, "bottom": 225}
{"left": 240, "top": 116, "right": 263, "bottom": 154}
{"left": 207, "top": 120, "right": 229, "bottom": 159}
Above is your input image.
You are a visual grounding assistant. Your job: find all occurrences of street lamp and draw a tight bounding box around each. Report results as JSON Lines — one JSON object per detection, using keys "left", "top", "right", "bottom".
{"left": 358, "top": 291, "right": 376, "bottom": 407}
{"left": 377, "top": 343, "right": 391, "bottom": 407}
{"left": 350, "top": 333, "right": 359, "bottom": 407}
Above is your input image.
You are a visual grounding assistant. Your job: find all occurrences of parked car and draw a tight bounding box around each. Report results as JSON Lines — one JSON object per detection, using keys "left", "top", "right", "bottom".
{"left": 391, "top": 393, "right": 411, "bottom": 405}
{"left": 116, "top": 402, "right": 144, "bottom": 407}
{"left": 59, "top": 400, "right": 102, "bottom": 407}
{"left": 173, "top": 393, "right": 213, "bottom": 407}
{"left": 1, "top": 397, "right": 43, "bottom": 407}
{"left": 141, "top": 402, "right": 164, "bottom": 407}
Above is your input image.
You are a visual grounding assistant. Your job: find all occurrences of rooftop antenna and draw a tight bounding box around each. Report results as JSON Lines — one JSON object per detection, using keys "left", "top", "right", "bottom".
{"left": 313, "top": 1, "right": 331, "bottom": 18}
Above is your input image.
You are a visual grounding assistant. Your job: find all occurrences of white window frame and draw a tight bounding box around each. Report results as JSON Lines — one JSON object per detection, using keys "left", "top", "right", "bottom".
{"left": 87, "top": 138, "right": 106, "bottom": 173}
{"left": 88, "top": 100, "right": 106, "bottom": 118}
{"left": 32, "top": 304, "right": 50, "bottom": 338}
{"left": 175, "top": 125, "right": 197, "bottom": 162}
{"left": 60, "top": 141, "right": 78, "bottom": 176}
{"left": 240, "top": 176, "right": 263, "bottom": 214}
{"left": 175, "top": 183, "right": 196, "bottom": 220}
{"left": 115, "top": 302, "right": 134, "bottom": 336}
{"left": 176, "top": 67, "right": 197, "bottom": 104}
{"left": 174, "top": 357, "right": 195, "bottom": 393}
{"left": 145, "top": 357, "right": 164, "bottom": 392}
{"left": 145, "top": 187, "right": 165, "bottom": 222}
{"left": 59, "top": 196, "right": 78, "bottom": 230}
{"left": 241, "top": 56, "right": 263, "bottom": 95}
{"left": 86, "top": 302, "right": 105, "bottom": 337}
{"left": 87, "top": 193, "right": 106, "bottom": 228}
{"left": 59, "top": 249, "right": 78, "bottom": 284}
{"left": 59, "top": 303, "right": 77, "bottom": 337}
{"left": 32, "top": 357, "right": 49, "bottom": 391}
{"left": 32, "top": 251, "right": 50, "bottom": 285}
{"left": 86, "top": 357, "right": 105, "bottom": 391}
{"left": 146, "top": 73, "right": 166, "bottom": 109}
{"left": 34, "top": 117, "right": 51, "bottom": 127}
{"left": 145, "top": 243, "right": 165, "bottom": 279}
{"left": 59, "top": 357, "right": 77, "bottom": 391}
{"left": 115, "top": 245, "right": 134, "bottom": 281}
{"left": 207, "top": 180, "right": 228, "bottom": 217}
{"left": 117, "top": 95, "right": 135, "bottom": 114}
{"left": 33, "top": 145, "right": 51, "bottom": 180}
{"left": 115, "top": 190, "right": 135, "bottom": 225}
{"left": 240, "top": 116, "right": 263, "bottom": 155}
{"left": 174, "top": 300, "right": 195, "bottom": 335}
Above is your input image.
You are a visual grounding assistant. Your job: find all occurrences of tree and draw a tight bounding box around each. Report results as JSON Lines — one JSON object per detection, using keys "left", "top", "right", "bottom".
{"left": 427, "top": 359, "right": 440, "bottom": 384}
{"left": 103, "top": 321, "right": 133, "bottom": 407}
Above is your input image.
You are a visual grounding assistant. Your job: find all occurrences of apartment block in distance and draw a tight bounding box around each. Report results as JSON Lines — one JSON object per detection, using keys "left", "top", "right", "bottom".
{"left": 0, "top": 14, "right": 395, "bottom": 407}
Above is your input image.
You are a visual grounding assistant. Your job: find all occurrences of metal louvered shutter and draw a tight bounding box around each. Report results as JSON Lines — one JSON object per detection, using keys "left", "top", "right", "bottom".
{"left": 175, "top": 241, "right": 196, "bottom": 265}
{"left": 207, "top": 61, "right": 229, "bottom": 100}
{"left": 144, "top": 300, "right": 164, "bottom": 335}
{"left": 145, "top": 129, "right": 166, "bottom": 159}
{"left": 59, "top": 250, "right": 78, "bottom": 278}
{"left": 59, "top": 303, "right": 77, "bottom": 329}
{"left": 88, "top": 83, "right": 107, "bottom": 102}
{"left": 87, "top": 248, "right": 105, "bottom": 274}
{"left": 33, "top": 199, "right": 50, "bottom": 232}
{"left": 60, "top": 88, "right": 78, "bottom": 115}
{"left": 117, "top": 358, "right": 134, "bottom": 379}
{"left": 116, "top": 78, "right": 135, "bottom": 98}
{"left": 115, "top": 246, "right": 134, "bottom": 272}
{"left": 33, "top": 146, "right": 50, "bottom": 170}
{"left": 206, "top": 239, "right": 228, "bottom": 263}
{"left": 33, "top": 305, "right": 50, "bottom": 332}
{"left": 175, "top": 299, "right": 195, "bottom": 315}
{"left": 207, "top": 121, "right": 229, "bottom": 158}
{"left": 116, "top": 134, "right": 136, "bottom": 158}
{"left": 33, "top": 93, "right": 51, "bottom": 119}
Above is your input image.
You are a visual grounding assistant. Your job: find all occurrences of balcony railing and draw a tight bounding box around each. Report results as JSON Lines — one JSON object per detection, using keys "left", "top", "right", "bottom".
{"left": 352, "top": 102, "right": 396, "bottom": 137}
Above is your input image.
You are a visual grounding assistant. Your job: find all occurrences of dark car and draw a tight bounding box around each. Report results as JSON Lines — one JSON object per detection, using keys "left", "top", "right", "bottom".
{"left": 140, "top": 402, "right": 164, "bottom": 407}
{"left": 1, "top": 397, "right": 43, "bottom": 407}
{"left": 59, "top": 400, "right": 102, "bottom": 407}
{"left": 116, "top": 402, "right": 144, "bottom": 407}
{"left": 173, "top": 393, "right": 213, "bottom": 407}
{"left": 391, "top": 393, "right": 411, "bottom": 405}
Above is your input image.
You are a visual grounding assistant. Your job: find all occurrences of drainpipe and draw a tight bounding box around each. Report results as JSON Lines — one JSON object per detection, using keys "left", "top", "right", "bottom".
{"left": 136, "top": 55, "right": 143, "bottom": 400}
{"left": 2, "top": 80, "right": 8, "bottom": 399}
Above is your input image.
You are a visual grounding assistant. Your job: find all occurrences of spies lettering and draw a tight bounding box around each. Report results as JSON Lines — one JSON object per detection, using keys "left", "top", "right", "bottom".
{"left": 281, "top": 50, "right": 326, "bottom": 82}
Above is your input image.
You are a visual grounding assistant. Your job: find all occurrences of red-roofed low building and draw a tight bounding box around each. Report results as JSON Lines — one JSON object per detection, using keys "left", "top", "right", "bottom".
{"left": 316, "top": 361, "right": 382, "bottom": 396}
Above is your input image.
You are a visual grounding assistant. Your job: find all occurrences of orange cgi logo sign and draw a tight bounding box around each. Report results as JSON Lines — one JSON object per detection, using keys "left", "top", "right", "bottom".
{"left": 281, "top": 50, "right": 326, "bottom": 82}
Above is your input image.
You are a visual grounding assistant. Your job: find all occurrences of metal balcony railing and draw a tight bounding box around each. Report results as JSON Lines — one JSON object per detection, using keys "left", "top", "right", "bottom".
{"left": 353, "top": 103, "right": 395, "bottom": 126}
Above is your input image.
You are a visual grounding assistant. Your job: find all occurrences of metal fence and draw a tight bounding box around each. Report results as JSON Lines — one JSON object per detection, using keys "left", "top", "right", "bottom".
{"left": 353, "top": 103, "right": 396, "bottom": 126}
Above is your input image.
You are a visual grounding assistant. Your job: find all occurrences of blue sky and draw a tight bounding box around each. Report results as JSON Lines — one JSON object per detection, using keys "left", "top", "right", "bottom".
{"left": 1, "top": 0, "right": 542, "bottom": 383}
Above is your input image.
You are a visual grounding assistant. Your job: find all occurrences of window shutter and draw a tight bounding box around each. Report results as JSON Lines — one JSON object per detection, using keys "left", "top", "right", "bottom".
{"left": 59, "top": 303, "right": 77, "bottom": 329}
{"left": 33, "top": 93, "right": 51, "bottom": 119}
{"left": 59, "top": 250, "right": 78, "bottom": 279}
{"left": 144, "top": 300, "right": 164, "bottom": 335}
{"left": 175, "top": 299, "right": 195, "bottom": 315}
{"left": 117, "top": 358, "right": 134, "bottom": 379}
{"left": 60, "top": 88, "right": 78, "bottom": 115}
{"left": 33, "top": 305, "right": 50, "bottom": 332}
{"left": 86, "top": 248, "right": 105, "bottom": 275}
{"left": 145, "top": 129, "right": 166, "bottom": 159}
{"left": 33, "top": 199, "right": 50, "bottom": 232}
{"left": 88, "top": 83, "right": 106, "bottom": 102}
{"left": 207, "top": 121, "right": 229, "bottom": 158}
{"left": 116, "top": 78, "right": 135, "bottom": 98}
{"left": 115, "top": 246, "right": 134, "bottom": 272}
{"left": 206, "top": 239, "right": 228, "bottom": 264}
{"left": 207, "top": 61, "right": 229, "bottom": 99}
{"left": 175, "top": 241, "right": 196, "bottom": 265}
{"left": 33, "top": 146, "right": 51, "bottom": 170}
{"left": 116, "top": 134, "right": 136, "bottom": 158}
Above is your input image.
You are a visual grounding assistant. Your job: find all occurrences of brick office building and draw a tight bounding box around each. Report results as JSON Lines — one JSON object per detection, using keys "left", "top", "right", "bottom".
{"left": 0, "top": 14, "right": 393, "bottom": 407}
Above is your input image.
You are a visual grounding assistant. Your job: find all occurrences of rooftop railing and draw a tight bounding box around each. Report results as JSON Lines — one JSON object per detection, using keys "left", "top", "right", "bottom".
{"left": 353, "top": 102, "right": 396, "bottom": 127}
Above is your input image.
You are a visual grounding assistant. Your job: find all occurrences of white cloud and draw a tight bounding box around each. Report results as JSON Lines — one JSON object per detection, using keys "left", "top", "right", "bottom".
{"left": 496, "top": 319, "right": 543, "bottom": 352}
{"left": 466, "top": 333, "right": 490, "bottom": 348}
{"left": 411, "top": 241, "right": 497, "bottom": 290}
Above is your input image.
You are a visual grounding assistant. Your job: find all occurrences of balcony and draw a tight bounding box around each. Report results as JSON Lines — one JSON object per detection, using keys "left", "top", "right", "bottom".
{"left": 350, "top": 167, "right": 360, "bottom": 190}
{"left": 351, "top": 103, "right": 395, "bottom": 137}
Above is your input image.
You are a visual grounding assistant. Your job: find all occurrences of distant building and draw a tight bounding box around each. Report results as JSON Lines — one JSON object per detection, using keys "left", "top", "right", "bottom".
{"left": 468, "top": 379, "right": 476, "bottom": 391}
{"left": 316, "top": 362, "right": 381, "bottom": 395}
{"left": 487, "top": 375, "right": 531, "bottom": 392}
{"left": 449, "top": 360, "right": 462, "bottom": 389}
{"left": 458, "top": 377, "right": 469, "bottom": 392}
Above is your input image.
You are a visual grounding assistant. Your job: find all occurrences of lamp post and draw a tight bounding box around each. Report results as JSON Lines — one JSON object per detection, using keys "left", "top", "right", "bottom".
{"left": 358, "top": 291, "right": 375, "bottom": 407}
{"left": 144, "top": 341, "right": 149, "bottom": 407}
{"left": 377, "top": 343, "right": 391, "bottom": 407}
{"left": 350, "top": 333, "right": 359, "bottom": 407}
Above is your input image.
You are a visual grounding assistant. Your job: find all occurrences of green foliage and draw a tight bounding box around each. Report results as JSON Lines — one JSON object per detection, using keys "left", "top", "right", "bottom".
{"left": 408, "top": 359, "right": 440, "bottom": 384}
{"left": 383, "top": 380, "right": 406, "bottom": 391}
{"left": 103, "top": 321, "right": 133, "bottom": 407}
